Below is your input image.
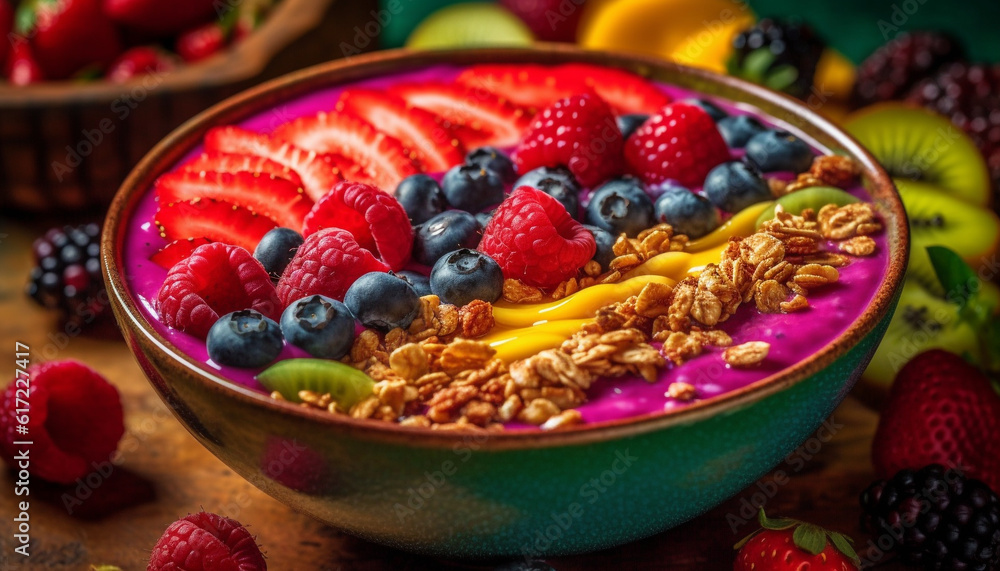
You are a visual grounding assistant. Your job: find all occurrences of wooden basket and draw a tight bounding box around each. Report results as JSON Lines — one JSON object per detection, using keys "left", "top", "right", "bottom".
{"left": 0, "top": 0, "right": 340, "bottom": 212}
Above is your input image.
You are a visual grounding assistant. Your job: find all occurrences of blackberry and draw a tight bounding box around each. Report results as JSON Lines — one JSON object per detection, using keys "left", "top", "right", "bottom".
{"left": 26, "top": 223, "right": 111, "bottom": 329}
{"left": 729, "top": 18, "right": 825, "bottom": 98}
{"left": 860, "top": 464, "right": 1000, "bottom": 570}
{"left": 852, "top": 31, "right": 965, "bottom": 108}
{"left": 905, "top": 62, "right": 1000, "bottom": 203}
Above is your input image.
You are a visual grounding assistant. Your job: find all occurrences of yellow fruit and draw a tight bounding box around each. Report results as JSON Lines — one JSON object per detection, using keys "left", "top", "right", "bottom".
{"left": 579, "top": 0, "right": 754, "bottom": 64}
{"left": 813, "top": 48, "right": 855, "bottom": 102}
{"left": 667, "top": 16, "right": 750, "bottom": 73}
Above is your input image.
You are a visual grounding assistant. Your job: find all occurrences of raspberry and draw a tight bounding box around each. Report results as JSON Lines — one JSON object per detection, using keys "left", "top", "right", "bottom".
{"left": 302, "top": 181, "right": 413, "bottom": 270}
{"left": 0, "top": 360, "right": 124, "bottom": 484}
{"left": 156, "top": 243, "right": 281, "bottom": 339}
{"left": 147, "top": 511, "right": 267, "bottom": 571}
{"left": 479, "top": 186, "right": 595, "bottom": 288}
{"left": 276, "top": 227, "right": 390, "bottom": 305}
{"left": 513, "top": 93, "right": 624, "bottom": 188}
{"left": 624, "top": 102, "right": 730, "bottom": 188}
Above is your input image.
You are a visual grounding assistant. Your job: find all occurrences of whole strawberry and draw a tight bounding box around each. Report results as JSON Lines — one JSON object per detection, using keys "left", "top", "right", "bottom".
{"left": 148, "top": 511, "right": 266, "bottom": 571}
{"left": 16, "top": 0, "right": 122, "bottom": 79}
{"left": 625, "top": 102, "right": 730, "bottom": 188}
{"left": 513, "top": 93, "right": 624, "bottom": 188}
{"left": 734, "top": 509, "right": 860, "bottom": 571}
{"left": 872, "top": 349, "right": 1000, "bottom": 494}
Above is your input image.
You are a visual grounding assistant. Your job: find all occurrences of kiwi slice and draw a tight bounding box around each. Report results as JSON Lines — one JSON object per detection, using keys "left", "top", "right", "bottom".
{"left": 406, "top": 4, "right": 534, "bottom": 49}
{"left": 755, "top": 186, "right": 859, "bottom": 228}
{"left": 896, "top": 179, "right": 1000, "bottom": 294}
{"left": 845, "top": 103, "right": 991, "bottom": 207}
{"left": 257, "top": 359, "right": 375, "bottom": 409}
{"left": 860, "top": 280, "right": 982, "bottom": 402}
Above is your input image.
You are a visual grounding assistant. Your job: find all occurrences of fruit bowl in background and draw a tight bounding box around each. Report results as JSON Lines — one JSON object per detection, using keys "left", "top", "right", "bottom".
{"left": 0, "top": 0, "right": 338, "bottom": 212}
{"left": 103, "top": 46, "right": 908, "bottom": 558}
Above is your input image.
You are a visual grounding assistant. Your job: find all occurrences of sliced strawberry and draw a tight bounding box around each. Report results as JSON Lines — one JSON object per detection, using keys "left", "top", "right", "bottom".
{"left": 203, "top": 126, "right": 341, "bottom": 202}
{"left": 456, "top": 64, "right": 594, "bottom": 112}
{"left": 389, "top": 83, "right": 531, "bottom": 148}
{"left": 181, "top": 151, "right": 304, "bottom": 188}
{"left": 155, "top": 199, "right": 277, "bottom": 252}
{"left": 554, "top": 64, "right": 672, "bottom": 115}
{"left": 336, "top": 89, "right": 465, "bottom": 173}
{"left": 319, "top": 152, "right": 377, "bottom": 186}
{"left": 155, "top": 170, "right": 312, "bottom": 230}
{"left": 272, "top": 111, "right": 420, "bottom": 191}
{"left": 150, "top": 237, "right": 212, "bottom": 269}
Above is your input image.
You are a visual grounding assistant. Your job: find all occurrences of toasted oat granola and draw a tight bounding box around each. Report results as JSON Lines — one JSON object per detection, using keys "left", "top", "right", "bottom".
{"left": 269, "top": 189, "right": 881, "bottom": 431}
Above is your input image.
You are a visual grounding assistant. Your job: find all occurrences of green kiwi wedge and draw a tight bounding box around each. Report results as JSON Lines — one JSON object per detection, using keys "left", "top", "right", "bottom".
{"left": 896, "top": 179, "right": 1000, "bottom": 294}
{"left": 859, "top": 279, "right": 984, "bottom": 404}
{"left": 845, "top": 103, "right": 991, "bottom": 207}
{"left": 755, "top": 186, "right": 859, "bottom": 228}
{"left": 406, "top": 4, "right": 534, "bottom": 49}
{"left": 257, "top": 359, "right": 375, "bottom": 409}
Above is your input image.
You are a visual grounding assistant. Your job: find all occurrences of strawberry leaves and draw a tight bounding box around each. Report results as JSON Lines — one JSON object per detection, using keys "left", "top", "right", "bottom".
{"left": 734, "top": 509, "right": 861, "bottom": 566}
{"left": 927, "top": 245, "right": 1000, "bottom": 380}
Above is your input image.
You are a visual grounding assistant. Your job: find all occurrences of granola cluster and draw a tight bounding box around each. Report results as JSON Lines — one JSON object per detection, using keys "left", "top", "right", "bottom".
{"left": 501, "top": 224, "right": 688, "bottom": 303}
{"left": 775, "top": 154, "right": 863, "bottom": 196}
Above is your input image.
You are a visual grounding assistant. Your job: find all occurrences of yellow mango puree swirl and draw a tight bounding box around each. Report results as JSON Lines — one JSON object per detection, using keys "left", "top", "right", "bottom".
{"left": 484, "top": 202, "right": 773, "bottom": 362}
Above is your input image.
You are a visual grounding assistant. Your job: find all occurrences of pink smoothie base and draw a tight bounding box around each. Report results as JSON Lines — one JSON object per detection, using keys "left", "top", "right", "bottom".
{"left": 122, "top": 65, "right": 889, "bottom": 429}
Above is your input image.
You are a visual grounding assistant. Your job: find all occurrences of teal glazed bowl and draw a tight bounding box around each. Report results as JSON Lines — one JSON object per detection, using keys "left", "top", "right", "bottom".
{"left": 103, "top": 46, "right": 908, "bottom": 558}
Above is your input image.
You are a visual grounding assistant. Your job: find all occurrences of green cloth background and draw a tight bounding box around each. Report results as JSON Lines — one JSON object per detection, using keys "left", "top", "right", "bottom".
{"left": 379, "top": 0, "right": 1000, "bottom": 64}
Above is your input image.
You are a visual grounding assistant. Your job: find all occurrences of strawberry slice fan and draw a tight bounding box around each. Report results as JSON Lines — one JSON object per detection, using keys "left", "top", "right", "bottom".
{"left": 272, "top": 110, "right": 420, "bottom": 191}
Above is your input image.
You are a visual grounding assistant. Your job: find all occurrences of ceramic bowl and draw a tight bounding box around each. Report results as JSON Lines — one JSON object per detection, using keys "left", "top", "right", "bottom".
{"left": 102, "top": 46, "right": 908, "bottom": 559}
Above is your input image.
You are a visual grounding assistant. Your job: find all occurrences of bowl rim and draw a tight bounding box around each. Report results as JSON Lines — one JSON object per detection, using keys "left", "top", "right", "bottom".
{"left": 0, "top": 0, "right": 333, "bottom": 105}
{"left": 102, "top": 45, "right": 908, "bottom": 450}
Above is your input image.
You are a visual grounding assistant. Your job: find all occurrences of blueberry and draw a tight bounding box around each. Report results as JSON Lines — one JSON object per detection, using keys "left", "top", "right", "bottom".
{"left": 585, "top": 177, "right": 655, "bottom": 237}
{"left": 396, "top": 270, "right": 432, "bottom": 297}
{"left": 717, "top": 115, "right": 767, "bottom": 149}
{"left": 583, "top": 225, "right": 616, "bottom": 271}
{"left": 475, "top": 209, "right": 495, "bottom": 228}
{"left": 654, "top": 186, "right": 721, "bottom": 239}
{"left": 616, "top": 113, "right": 649, "bottom": 139}
{"left": 703, "top": 161, "right": 772, "bottom": 213}
{"left": 744, "top": 130, "right": 814, "bottom": 173}
{"left": 684, "top": 98, "right": 728, "bottom": 122}
{"left": 280, "top": 295, "right": 355, "bottom": 359}
{"left": 430, "top": 249, "right": 503, "bottom": 306}
{"left": 466, "top": 146, "right": 516, "bottom": 184}
{"left": 514, "top": 166, "right": 579, "bottom": 192}
{"left": 442, "top": 164, "right": 505, "bottom": 212}
{"left": 344, "top": 272, "right": 421, "bottom": 331}
{"left": 540, "top": 181, "right": 580, "bottom": 220}
{"left": 514, "top": 166, "right": 582, "bottom": 218}
{"left": 395, "top": 174, "right": 447, "bottom": 225}
{"left": 206, "top": 310, "right": 284, "bottom": 368}
{"left": 413, "top": 210, "right": 482, "bottom": 266}
{"left": 254, "top": 227, "right": 304, "bottom": 282}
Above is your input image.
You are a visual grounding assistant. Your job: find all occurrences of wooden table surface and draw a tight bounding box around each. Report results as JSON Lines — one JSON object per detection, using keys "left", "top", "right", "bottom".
{"left": 0, "top": 214, "right": 907, "bottom": 570}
